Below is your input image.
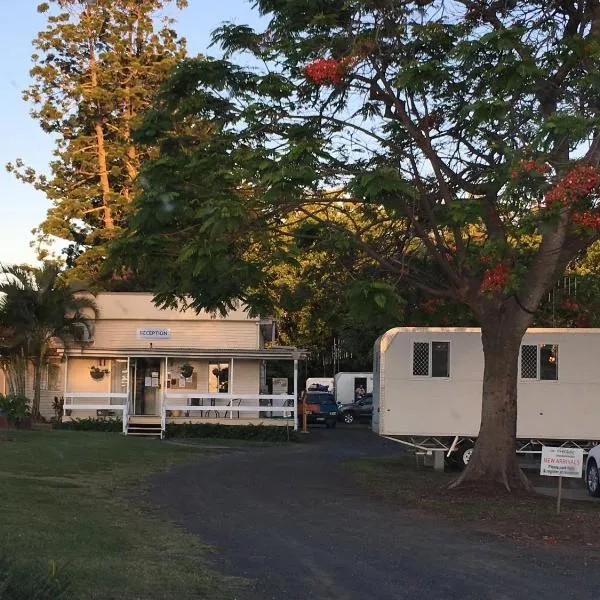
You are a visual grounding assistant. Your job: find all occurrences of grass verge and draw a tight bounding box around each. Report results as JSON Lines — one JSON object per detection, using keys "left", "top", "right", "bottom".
{"left": 348, "top": 456, "right": 600, "bottom": 554}
{"left": 0, "top": 429, "right": 246, "bottom": 599}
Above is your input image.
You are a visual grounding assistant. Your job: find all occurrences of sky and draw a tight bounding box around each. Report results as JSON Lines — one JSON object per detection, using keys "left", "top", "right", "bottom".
{"left": 0, "top": 0, "right": 265, "bottom": 266}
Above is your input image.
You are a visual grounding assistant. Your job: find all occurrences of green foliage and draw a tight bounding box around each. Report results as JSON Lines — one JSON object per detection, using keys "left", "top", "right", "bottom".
{"left": 165, "top": 423, "right": 297, "bottom": 442}
{"left": 114, "top": 0, "right": 600, "bottom": 328}
{"left": 0, "top": 263, "right": 97, "bottom": 420}
{"left": 0, "top": 553, "right": 70, "bottom": 600}
{"left": 0, "top": 395, "right": 31, "bottom": 427}
{"left": 111, "top": 1, "right": 600, "bottom": 483}
{"left": 53, "top": 418, "right": 122, "bottom": 432}
{"left": 10, "top": 0, "right": 187, "bottom": 284}
{"left": 51, "top": 397, "right": 64, "bottom": 423}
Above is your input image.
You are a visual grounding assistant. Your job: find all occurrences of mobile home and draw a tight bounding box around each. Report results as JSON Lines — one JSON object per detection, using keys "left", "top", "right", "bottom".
{"left": 373, "top": 327, "right": 600, "bottom": 465}
{"left": 334, "top": 372, "right": 373, "bottom": 405}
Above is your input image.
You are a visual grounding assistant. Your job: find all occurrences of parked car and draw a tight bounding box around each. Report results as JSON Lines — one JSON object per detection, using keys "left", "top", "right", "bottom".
{"left": 299, "top": 391, "right": 339, "bottom": 428}
{"left": 339, "top": 393, "right": 373, "bottom": 424}
{"left": 586, "top": 445, "right": 600, "bottom": 496}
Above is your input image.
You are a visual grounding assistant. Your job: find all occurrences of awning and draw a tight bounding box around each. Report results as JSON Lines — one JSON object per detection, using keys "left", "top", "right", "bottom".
{"left": 64, "top": 346, "right": 306, "bottom": 360}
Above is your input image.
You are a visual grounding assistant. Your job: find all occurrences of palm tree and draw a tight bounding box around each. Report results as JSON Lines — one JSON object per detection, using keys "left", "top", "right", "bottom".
{"left": 0, "top": 263, "right": 98, "bottom": 420}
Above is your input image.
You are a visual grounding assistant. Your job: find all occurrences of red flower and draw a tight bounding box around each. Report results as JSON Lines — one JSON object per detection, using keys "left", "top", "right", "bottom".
{"left": 480, "top": 262, "right": 511, "bottom": 292}
{"left": 304, "top": 56, "right": 356, "bottom": 86}
{"left": 544, "top": 165, "right": 600, "bottom": 207}
{"left": 572, "top": 210, "right": 600, "bottom": 231}
{"left": 510, "top": 159, "right": 549, "bottom": 180}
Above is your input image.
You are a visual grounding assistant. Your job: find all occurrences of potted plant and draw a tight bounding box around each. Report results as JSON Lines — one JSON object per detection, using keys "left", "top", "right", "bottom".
{"left": 180, "top": 363, "right": 194, "bottom": 378}
{"left": 89, "top": 366, "right": 108, "bottom": 380}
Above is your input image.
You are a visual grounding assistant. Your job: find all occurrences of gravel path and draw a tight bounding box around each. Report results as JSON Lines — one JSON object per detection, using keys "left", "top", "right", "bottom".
{"left": 151, "top": 427, "right": 600, "bottom": 599}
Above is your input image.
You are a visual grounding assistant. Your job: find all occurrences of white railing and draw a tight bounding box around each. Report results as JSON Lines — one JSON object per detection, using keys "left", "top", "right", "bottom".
{"left": 122, "top": 394, "right": 130, "bottom": 434}
{"left": 163, "top": 393, "right": 297, "bottom": 428}
{"left": 63, "top": 393, "right": 128, "bottom": 417}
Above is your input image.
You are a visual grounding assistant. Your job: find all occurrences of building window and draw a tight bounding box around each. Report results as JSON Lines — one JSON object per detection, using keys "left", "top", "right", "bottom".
{"left": 412, "top": 341, "right": 449, "bottom": 378}
{"left": 520, "top": 344, "right": 558, "bottom": 380}
{"left": 41, "top": 363, "right": 61, "bottom": 391}
{"left": 209, "top": 362, "right": 229, "bottom": 393}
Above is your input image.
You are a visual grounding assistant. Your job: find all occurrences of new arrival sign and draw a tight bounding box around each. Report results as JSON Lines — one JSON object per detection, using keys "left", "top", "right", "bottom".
{"left": 540, "top": 447, "right": 584, "bottom": 478}
{"left": 136, "top": 327, "right": 171, "bottom": 341}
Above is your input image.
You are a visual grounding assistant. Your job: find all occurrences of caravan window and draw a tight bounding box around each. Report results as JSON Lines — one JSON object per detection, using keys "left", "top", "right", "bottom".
{"left": 520, "top": 344, "right": 558, "bottom": 381}
{"left": 412, "top": 341, "right": 449, "bottom": 378}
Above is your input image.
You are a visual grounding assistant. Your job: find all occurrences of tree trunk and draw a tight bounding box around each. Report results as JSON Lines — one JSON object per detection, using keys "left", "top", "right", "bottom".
{"left": 94, "top": 120, "right": 114, "bottom": 229}
{"left": 88, "top": 43, "right": 114, "bottom": 230}
{"left": 5, "top": 355, "right": 27, "bottom": 397}
{"left": 451, "top": 320, "right": 533, "bottom": 492}
{"left": 31, "top": 360, "right": 43, "bottom": 421}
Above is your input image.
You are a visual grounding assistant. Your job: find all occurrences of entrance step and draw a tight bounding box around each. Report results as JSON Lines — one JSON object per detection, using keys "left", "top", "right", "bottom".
{"left": 126, "top": 422, "right": 163, "bottom": 438}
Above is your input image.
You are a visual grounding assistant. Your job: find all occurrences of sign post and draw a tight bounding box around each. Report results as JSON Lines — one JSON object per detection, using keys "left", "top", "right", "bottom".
{"left": 540, "top": 446, "right": 584, "bottom": 515}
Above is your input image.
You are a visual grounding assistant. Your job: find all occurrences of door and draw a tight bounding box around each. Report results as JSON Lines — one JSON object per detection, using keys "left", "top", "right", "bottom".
{"left": 132, "top": 358, "right": 162, "bottom": 415}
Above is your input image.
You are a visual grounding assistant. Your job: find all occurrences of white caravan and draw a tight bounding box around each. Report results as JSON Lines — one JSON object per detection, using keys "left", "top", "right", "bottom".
{"left": 334, "top": 372, "right": 373, "bottom": 406}
{"left": 373, "top": 327, "right": 600, "bottom": 467}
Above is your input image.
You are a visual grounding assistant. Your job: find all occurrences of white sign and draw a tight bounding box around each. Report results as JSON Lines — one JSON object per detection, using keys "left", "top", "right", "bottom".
{"left": 540, "top": 447, "right": 584, "bottom": 478}
{"left": 272, "top": 378, "right": 288, "bottom": 395}
{"left": 136, "top": 328, "right": 171, "bottom": 340}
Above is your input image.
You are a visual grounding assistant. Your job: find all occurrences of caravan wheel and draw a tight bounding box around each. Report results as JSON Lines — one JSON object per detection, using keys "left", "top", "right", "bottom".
{"left": 455, "top": 443, "right": 474, "bottom": 469}
{"left": 586, "top": 460, "right": 600, "bottom": 497}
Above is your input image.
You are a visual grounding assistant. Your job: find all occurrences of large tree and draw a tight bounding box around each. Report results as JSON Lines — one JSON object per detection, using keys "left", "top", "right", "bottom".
{"left": 8, "top": 0, "right": 187, "bottom": 283}
{"left": 0, "top": 263, "right": 97, "bottom": 420}
{"left": 113, "top": 0, "right": 600, "bottom": 490}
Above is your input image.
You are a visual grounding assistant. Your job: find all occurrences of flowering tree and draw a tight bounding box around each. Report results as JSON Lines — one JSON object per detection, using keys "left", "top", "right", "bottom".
{"left": 115, "top": 0, "right": 600, "bottom": 490}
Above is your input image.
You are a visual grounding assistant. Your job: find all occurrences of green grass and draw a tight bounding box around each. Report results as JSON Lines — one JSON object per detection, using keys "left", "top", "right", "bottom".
{"left": 0, "top": 429, "right": 246, "bottom": 599}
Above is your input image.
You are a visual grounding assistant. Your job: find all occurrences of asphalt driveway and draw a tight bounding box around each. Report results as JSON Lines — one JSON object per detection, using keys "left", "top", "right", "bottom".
{"left": 151, "top": 427, "right": 600, "bottom": 599}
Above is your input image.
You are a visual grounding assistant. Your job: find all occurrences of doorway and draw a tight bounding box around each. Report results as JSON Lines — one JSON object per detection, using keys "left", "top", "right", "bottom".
{"left": 131, "top": 358, "right": 162, "bottom": 416}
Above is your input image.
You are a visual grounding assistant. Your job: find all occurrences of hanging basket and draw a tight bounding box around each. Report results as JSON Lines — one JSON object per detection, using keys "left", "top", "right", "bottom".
{"left": 90, "top": 366, "right": 108, "bottom": 381}
{"left": 180, "top": 363, "right": 194, "bottom": 379}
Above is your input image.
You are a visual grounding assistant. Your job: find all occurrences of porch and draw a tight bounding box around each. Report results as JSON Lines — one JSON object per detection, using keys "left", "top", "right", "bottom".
{"left": 62, "top": 348, "right": 301, "bottom": 437}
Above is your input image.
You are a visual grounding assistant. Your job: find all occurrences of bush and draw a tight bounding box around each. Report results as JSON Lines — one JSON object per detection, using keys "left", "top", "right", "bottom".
{"left": 165, "top": 423, "right": 297, "bottom": 442}
{"left": 53, "top": 417, "right": 122, "bottom": 432}
{"left": 0, "top": 394, "right": 31, "bottom": 427}
{"left": 0, "top": 554, "right": 70, "bottom": 600}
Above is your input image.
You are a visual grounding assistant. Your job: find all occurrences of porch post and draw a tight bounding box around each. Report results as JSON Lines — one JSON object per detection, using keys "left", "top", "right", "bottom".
{"left": 293, "top": 358, "right": 298, "bottom": 431}
{"left": 124, "top": 356, "right": 131, "bottom": 435}
{"left": 230, "top": 359, "right": 234, "bottom": 419}
{"left": 62, "top": 354, "right": 68, "bottom": 419}
{"left": 163, "top": 356, "right": 168, "bottom": 412}
{"left": 126, "top": 356, "right": 131, "bottom": 406}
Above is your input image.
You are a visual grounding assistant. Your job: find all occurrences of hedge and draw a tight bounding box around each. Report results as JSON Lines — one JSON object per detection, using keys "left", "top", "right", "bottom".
{"left": 165, "top": 422, "right": 297, "bottom": 442}
{"left": 53, "top": 417, "right": 123, "bottom": 432}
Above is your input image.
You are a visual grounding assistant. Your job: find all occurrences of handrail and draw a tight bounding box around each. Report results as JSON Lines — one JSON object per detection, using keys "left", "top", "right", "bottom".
{"left": 166, "top": 405, "right": 296, "bottom": 413}
{"left": 164, "top": 393, "right": 295, "bottom": 401}
{"left": 64, "top": 404, "right": 126, "bottom": 411}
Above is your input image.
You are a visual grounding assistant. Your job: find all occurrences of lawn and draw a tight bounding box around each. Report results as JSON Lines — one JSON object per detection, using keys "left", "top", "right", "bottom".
{"left": 0, "top": 429, "right": 246, "bottom": 599}
{"left": 348, "top": 456, "right": 600, "bottom": 555}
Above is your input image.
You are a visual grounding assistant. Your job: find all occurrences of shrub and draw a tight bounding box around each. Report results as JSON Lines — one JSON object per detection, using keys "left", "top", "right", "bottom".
{"left": 0, "top": 554, "right": 70, "bottom": 600}
{"left": 0, "top": 394, "right": 31, "bottom": 427}
{"left": 51, "top": 397, "right": 64, "bottom": 423}
{"left": 53, "top": 417, "right": 122, "bottom": 432}
{"left": 165, "top": 423, "right": 297, "bottom": 442}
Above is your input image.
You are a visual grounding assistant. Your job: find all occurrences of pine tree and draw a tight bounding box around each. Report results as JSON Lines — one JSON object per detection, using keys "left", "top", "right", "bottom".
{"left": 8, "top": 0, "right": 187, "bottom": 284}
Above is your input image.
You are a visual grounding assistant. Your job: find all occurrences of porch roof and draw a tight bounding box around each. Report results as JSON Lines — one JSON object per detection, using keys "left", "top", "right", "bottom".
{"left": 64, "top": 346, "right": 306, "bottom": 361}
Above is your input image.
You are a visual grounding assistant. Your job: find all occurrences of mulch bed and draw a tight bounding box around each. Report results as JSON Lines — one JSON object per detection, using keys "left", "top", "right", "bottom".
{"left": 348, "top": 456, "right": 600, "bottom": 556}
